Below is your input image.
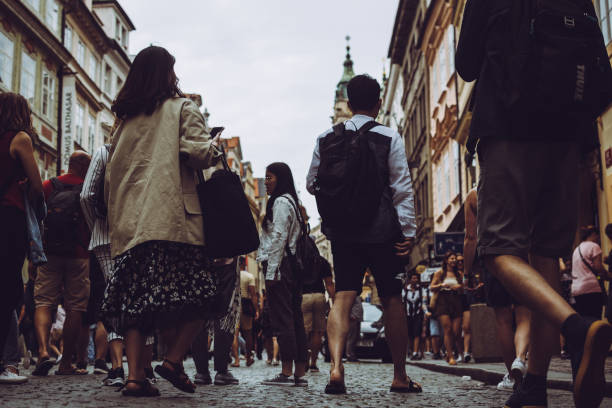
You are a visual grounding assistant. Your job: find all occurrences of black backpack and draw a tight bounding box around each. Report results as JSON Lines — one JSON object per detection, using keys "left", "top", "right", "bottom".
{"left": 504, "top": 0, "right": 612, "bottom": 118}
{"left": 283, "top": 197, "right": 321, "bottom": 283}
{"left": 313, "top": 121, "right": 384, "bottom": 231}
{"left": 43, "top": 178, "right": 85, "bottom": 256}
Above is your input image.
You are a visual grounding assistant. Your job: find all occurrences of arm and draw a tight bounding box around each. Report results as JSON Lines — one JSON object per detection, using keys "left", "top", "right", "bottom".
{"left": 463, "top": 190, "right": 478, "bottom": 279}
{"left": 179, "top": 100, "right": 222, "bottom": 169}
{"left": 323, "top": 276, "right": 335, "bottom": 301}
{"left": 306, "top": 132, "right": 327, "bottom": 195}
{"left": 79, "top": 146, "right": 106, "bottom": 231}
{"left": 592, "top": 254, "right": 612, "bottom": 281}
{"left": 456, "top": 0, "right": 488, "bottom": 82}
{"left": 10, "top": 131, "right": 43, "bottom": 202}
{"left": 265, "top": 198, "right": 294, "bottom": 279}
{"left": 429, "top": 270, "right": 444, "bottom": 292}
{"left": 388, "top": 131, "right": 417, "bottom": 239}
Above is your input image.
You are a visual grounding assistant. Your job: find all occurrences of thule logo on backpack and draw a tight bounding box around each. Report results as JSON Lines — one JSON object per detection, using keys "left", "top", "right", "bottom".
{"left": 574, "top": 64, "right": 585, "bottom": 102}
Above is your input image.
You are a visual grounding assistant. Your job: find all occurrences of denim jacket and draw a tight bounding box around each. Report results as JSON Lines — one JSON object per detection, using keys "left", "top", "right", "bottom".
{"left": 23, "top": 191, "right": 47, "bottom": 266}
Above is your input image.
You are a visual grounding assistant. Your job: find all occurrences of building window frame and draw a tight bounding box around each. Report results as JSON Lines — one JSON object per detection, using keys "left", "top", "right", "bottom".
{"left": 598, "top": 0, "right": 612, "bottom": 45}
{"left": 64, "top": 25, "right": 73, "bottom": 51}
{"left": 76, "top": 39, "right": 85, "bottom": 67}
{"left": 0, "top": 31, "right": 14, "bottom": 91}
{"left": 88, "top": 54, "right": 99, "bottom": 84}
{"left": 103, "top": 64, "right": 112, "bottom": 95}
{"left": 26, "top": 0, "right": 40, "bottom": 13}
{"left": 20, "top": 51, "right": 36, "bottom": 107}
{"left": 87, "top": 112, "right": 96, "bottom": 152}
{"left": 75, "top": 102, "right": 84, "bottom": 146}
{"left": 45, "top": 0, "right": 59, "bottom": 34}
{"left": 41, "top": 67, "right": 55, "bottom": 120}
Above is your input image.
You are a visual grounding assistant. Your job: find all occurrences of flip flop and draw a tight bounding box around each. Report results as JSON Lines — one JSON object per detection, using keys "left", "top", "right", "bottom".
{"left": 390, "top": 380, "right": 423, "bottom": 393}
{"left": 32, "top": 357, "right": 55, "bottom": 376}
{"left": 324, "top": 381, "right": 347, "bottom": 394}
{"left": 55, "top": 366, "right": 88, "bottom": 375}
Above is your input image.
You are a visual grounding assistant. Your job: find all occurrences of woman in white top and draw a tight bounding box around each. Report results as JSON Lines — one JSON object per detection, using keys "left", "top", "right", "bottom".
{"left": 258, "top": 162, "right": 309, "bottom": 387}
{"left": 430, "top": 252, "right": 463, "bottom": 365}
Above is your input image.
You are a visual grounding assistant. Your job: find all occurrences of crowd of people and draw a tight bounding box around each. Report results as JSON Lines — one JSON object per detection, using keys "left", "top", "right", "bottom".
{"left": 2, "top": 0, "right": 612, "bottom": 405}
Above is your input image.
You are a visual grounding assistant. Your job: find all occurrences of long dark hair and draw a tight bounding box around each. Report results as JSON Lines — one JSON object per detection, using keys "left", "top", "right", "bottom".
{"left": 112, "top": 46, "right": 184, "bottom": 119}
{"left": 440, "top": 251, "right": 458, "bottom": 282}
{"left": 0, "top": 92, "right": 33, "bottom": 135}
{"left": 262, "top": 162, "right": 301, "bottom": 229}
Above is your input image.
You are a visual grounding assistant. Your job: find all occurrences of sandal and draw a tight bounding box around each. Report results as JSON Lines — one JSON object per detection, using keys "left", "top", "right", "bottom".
{"left": 154, "top": 359, "right": 196, "bottom": 393}
{"left": 32, "top": 357, "right": 55, "bottom": 376}
{"left": 120, "top": 379, "right": 161, "bottom": 397}
{"left": 55, "top": 366, "right": 88, "bottom": 376}
{"left": 324, "top": 381, "right": 347, "bottom": 394}
{"left": 390, "top": 380, "right": 423, "bottom": 393}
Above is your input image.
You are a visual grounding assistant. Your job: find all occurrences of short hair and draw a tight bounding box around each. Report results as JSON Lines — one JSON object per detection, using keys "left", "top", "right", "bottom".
{"left": 68, "top": 151, "right": 91, "bottom": 176}
{"left": 580, "top": 225, "right": 598, "bottom": 241}
{"left": 605, "top": 223, "right": 612, "bottom": 240}
{"left": 347, "top": 74, "right": 381, "bottom": 111}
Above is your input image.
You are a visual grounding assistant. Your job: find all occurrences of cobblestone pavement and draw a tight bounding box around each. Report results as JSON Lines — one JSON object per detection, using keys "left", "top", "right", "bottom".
{"left": 2, "top": 358, "right": 611, "bottom": 407}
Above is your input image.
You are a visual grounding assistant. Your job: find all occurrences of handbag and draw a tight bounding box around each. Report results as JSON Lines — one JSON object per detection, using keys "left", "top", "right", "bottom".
{"left": 577, "top": 243, "right": 607, "bottom": 301}
{"left": 196, "top": 145, "right": 260, "bottom": 258}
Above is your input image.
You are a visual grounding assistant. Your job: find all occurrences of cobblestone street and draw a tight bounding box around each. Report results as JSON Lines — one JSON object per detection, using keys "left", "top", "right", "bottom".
{"left": 2, "top": 358, "right": 607, "bottom": 407}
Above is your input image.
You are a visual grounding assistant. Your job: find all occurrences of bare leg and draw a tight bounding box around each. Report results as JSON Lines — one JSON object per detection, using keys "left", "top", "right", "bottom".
{"left": 438, "top": 314, "right": 456, "bottom": 364}
{"left": 76, "top": 324, "right": 89, "bottom": 366}
{"left": 381, "top": 295, "right": 414, "bottom": 387}
{"left": 94, "top": 322, "right": 108, "bottom": 361}
{"left": 143, "top": 344, "right": 153, "bottom": 370}
{"left": 60, "top": 310, "right": 84, "bottom": 371}
{"left": 432, "top": 336, "right": 440, "bottom": 355}
{"left": 243, "top": 329, "right": 254, "bottom": 362}
{"left": 310, "top": 330, "right": 323, "bottom": 366}
{"left": 264, "top": 337, "right": 273, "bottom": 362}
{"left": 514, "top": 305, "right": 531, "bottom": 361}
{"left": 463, "top": 311, "right": 471, "bottom": 354}
{"left": 452, "top": 317, "right": 463, "bottom": 357}
{"left": 494, "top": 307, "right": 517, "bottom": 372}
{"left": 231, "top": 331, "right": 240, "bottom": 366}
{"left": 272, "top": 337, "right": 279, "bottom": 361}
{"left": 165, "top": 320, "right": 204, "bottom": 364}
{"left": 109, "top": 339, "right": 123, "bottom": 369}
{"left": 34, "top": 306, "right": 52, "bottom": 360}
{"left": 281, "top": 360, "right": 293, "bottom": 376}
{"left": 327, "top": 291, "right": 357, "bottom": 385}
{"left": 124, "top": 329, "right": 146, "bottom": 391}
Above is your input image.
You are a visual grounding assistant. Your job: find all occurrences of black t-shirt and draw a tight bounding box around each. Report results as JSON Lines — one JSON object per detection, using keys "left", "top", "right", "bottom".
{"left": 303, "top": 256, "right": 333, "bottom": 294}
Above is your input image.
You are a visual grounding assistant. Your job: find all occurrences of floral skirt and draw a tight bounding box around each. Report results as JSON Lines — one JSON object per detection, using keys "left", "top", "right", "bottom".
{"left": 101, "top": 240, "right": 216, "bottom": 336}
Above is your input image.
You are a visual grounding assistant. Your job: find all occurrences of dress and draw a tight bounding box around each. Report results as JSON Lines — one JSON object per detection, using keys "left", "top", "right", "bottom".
{"left": 101, "top": 240, "right": 216, "bottom": 336}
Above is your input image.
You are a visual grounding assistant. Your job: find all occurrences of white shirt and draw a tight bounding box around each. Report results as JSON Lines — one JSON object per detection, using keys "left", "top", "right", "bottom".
{"left": 80, "top": 145, "right": 110, "bottom": 250}
{"left": 257, "top": 194, "right": 301, "bottom": 280}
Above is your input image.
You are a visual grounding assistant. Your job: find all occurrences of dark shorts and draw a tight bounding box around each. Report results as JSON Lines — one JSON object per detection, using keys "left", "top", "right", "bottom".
{"left": 407, "top": 315, "right": 423, "bottom": 338}
{"left": 484, "top": 270, "right": 518, "bottom": 309}
{"left": 477, "top": 140, "right": 579, "bottom": 260}
{"left": 331, "top": 240, "right": 404, "bottom": 298}
{"left": 435, "top": 292, "right": 463, "bottom": 319}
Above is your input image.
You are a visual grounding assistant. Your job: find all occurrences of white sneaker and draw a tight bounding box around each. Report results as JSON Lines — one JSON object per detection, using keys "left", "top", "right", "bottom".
{"left": 497, "top": 373, "right": 514, "bottom": 391}
{"left": 456, "top": 354, "right": 463, "bottom": 363}
{"left": 511, "top": 357, "right": 527, "bottom": 385}
{"left": 0, "top": 368, "right": 28, "bottom": 384}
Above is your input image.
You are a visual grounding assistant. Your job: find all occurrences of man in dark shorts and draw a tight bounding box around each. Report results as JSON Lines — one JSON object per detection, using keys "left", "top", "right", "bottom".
{"left": 307, "top": 74, "right": 421, "bottom": 394}
{"left": 457, "top": 1, "right": 612, "bottom": 407}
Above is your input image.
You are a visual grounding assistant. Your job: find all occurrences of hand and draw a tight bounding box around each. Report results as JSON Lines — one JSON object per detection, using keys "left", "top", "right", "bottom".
{"left": 394, "top": 237, "right": 414, "bottom": 257}
{"left": 212, "top": 135, "right": 221, "bottom": 147}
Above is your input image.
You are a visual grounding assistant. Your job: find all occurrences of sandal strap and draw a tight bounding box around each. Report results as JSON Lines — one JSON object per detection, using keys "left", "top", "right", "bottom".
{"left": 163, "top": 359, "right": 184, "bottom": 372}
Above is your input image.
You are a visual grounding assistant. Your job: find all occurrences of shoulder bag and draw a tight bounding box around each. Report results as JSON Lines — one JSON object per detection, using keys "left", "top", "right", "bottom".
{"left": 577, "top": 243, "right": 607, "bottom": 302}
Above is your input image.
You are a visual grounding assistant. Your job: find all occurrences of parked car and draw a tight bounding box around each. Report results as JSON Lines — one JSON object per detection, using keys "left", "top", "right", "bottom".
{"left": 321, "top": 302, "right": 392, "bottom": 363}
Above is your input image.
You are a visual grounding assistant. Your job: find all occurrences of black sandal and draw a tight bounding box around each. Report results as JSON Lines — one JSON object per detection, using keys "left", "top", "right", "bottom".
{"left": 120, "top": 380, "right": 161, "bottom": 397}
{"left": 32, "top": 357, "right": 55, "bottom": 376}
{"left": 390, "top": 379, "right": 423, "bottom": 393}
{"left": 324, "top": 381, "right": 347, "bottom": 394}
{"left": 154, "top": 359, "right": 196, "bottom": 393}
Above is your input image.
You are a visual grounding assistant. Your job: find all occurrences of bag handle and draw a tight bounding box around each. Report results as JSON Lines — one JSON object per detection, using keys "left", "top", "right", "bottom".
{"left": 578, "top": 244, "right": 601, "bottom": 279}
{"left": 196, "top": 140, "right": 230, "bottom": 185}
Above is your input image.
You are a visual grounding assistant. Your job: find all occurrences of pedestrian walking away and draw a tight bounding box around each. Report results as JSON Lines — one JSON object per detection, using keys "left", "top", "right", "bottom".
{"left": 457, "top": 0, "right": 612, "bottom": 406}
{"left": 307, "top": 74, "right": 422, "bottom": 395}
{"left": 404, "top": 274, "right": 425, "bottom": 361}
{"left": 258, "top": 162, "right": 310, "bottom": 387}
{"left": 101, "top": 45, "right": 223, "bottom": 397}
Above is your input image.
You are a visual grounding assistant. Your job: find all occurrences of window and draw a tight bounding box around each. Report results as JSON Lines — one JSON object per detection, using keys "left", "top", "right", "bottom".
{"left": 64, "top": 25, "right": 72, "bottom": 50}
{"left": 26, "top": 0, "right": 40, "bottom": 13}
{"left": 20, "top": 51, "right": 36, "bottom": 106}
{"left": 88, "top": 54, "right": 99, "bottom": 84}
{"left": 103, "top": 64, "right": 111, "bottom": 94}
{"left": 116, "top": 77, "right": 123, "bottom": 97}
{"left": 0, "top": 31, "right": 14, "bottom": 90}
{"left": 45, "top": 0, "right": 59, "bottom": 33}
{"left": 121, "top": 27, "right": 127, "bottom": 48}
{"left": 88, "top": 112, "right": 96, "bottom": 151}
{"left": 76, "top": 39, "right": 85, "bottom": 67}
{"left": 41, "top": 68, "right": 55, "bottom": 119}
{"left": 75, "top": 102, "right": 84, "bottom": 145}
{"left": 598, "top": 0, "right": 612, "bottom": 45}
{"left": 115, "top": 18, "right": 121, "bottom": 41}
{"left": 443, "top": 151, "right": 450, "bottom": 206}
{"left": 453, "top": 141, "right": 460, "bottom": 197}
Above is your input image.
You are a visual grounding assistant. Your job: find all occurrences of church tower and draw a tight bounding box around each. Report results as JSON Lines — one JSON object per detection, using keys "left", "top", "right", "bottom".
{"left": 332, "top": 36, "right": 355, "bottom": 124}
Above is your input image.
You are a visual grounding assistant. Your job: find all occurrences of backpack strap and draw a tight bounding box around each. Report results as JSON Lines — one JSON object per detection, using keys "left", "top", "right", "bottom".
{"left": 357, "top": 121, "right": 380, "bottom": 135}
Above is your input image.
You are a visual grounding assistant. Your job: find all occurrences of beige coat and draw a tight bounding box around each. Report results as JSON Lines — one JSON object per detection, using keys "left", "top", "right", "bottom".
{"left": 106, "top": 97, "right": 221, "bottom": 258}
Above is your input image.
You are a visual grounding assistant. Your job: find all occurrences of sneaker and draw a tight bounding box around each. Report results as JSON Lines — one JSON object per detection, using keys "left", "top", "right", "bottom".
{"left": 194, "top": 372, "right": 212, "bottom": 385}
{"left": 103, "top": 367, "right": 125, "bottom": 387}
{"left": 410, "top": 352, "right": 418, "bottom": 361}
{"left": 0, "top": 368, "right": 28, "bottom": 384}
{"left": 571, "top": 320, "right": 612, "bottom": 408}
{"left": 22, "top": 350, "right": 32, "bottom": 370}
{"left": 464, "top": 353, "right": 472, "bottom": 363}
{"left": 214, "top": 371, "right": 239, "bottom": 385}
{"left": 511, "top": 357, "right": 527, "bottom": 385}
{"left": 294, "top": 376, "right": 308, "bottom": 387}
{"left": 93, "top": 359, "right": 109, "bottom": 375}
{"left": 497, "top": 373, "right": 515, "bottom": 392}
{"left": 456, "top": 354, "right": 463, "bottom": 364}
{"left": 271, "top": 359, "right": 279, "bottom": 366}
{"left": 261, "top": 373, "right": 294, "bottom": 386}
{"left": 504, "top": 377, "right": 547, "bottom": 408}
{"left": 144, "top": 367, "right": 157, "bottom": 384}
{"left": 432, "top": 352, "right": 442, "bottom": 360}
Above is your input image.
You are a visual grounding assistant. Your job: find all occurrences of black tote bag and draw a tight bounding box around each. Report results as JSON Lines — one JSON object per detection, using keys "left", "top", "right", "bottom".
{"left": 196, "top": 148, "right": 260, "bottom": 259}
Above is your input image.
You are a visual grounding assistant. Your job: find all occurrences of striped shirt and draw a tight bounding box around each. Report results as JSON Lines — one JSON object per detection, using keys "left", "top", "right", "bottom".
{"left": 80, "top": 145, "right": 110, "bottom": 250}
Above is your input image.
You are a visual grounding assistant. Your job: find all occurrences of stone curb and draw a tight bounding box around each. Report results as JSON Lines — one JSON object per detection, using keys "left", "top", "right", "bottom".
{"left": 406, "top": 361, "right": 612, "bottom": 397}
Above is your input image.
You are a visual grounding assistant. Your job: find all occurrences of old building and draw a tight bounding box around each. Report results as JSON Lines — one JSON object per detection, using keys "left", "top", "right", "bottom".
{"left": 331, "top": 36, "right": 355, "bottom": 125}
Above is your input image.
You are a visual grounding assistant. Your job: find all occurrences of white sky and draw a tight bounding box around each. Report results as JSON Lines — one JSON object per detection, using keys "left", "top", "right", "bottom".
{"left": 121, "top": 0, "right": 399, "bottom": 221}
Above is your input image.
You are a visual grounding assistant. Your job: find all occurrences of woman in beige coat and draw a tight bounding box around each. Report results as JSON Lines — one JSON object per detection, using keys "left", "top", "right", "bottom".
{"left": 101, "top": 46, "right": 221, "bottom": 397}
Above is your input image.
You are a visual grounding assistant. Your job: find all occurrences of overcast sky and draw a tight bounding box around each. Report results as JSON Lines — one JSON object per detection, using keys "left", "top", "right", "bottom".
{"left": 121, "top": 0, "right": 399, "bottom": 221}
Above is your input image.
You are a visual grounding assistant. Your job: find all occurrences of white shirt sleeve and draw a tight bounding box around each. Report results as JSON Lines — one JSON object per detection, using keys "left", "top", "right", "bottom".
{"left": 306, "top": 131, "right": 329, "bottom": 195}
{"left": 387, "top": 131, "right": 417, "bottom": 238}
{"left": 265, "top": 197, "right": 295, "bottom": 279}
{"left": 80, "top": 146, "right": 106, "bottom": 231}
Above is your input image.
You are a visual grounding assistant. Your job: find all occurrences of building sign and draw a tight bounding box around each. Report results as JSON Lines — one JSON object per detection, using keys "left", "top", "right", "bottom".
{"left": 61, "top": 74, "right": 76, "bottom": 172}
{"left": 605, "top": 148, "right": 612, "bottom": 169}
{"left": 420, "top": 267, "right": 440, "bottom": 283}
{"left": 434, "top": 232, "right": 465, "bottom": 258}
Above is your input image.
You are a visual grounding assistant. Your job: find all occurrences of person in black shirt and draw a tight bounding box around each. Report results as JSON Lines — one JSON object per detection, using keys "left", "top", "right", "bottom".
{"left": 403, "top": 274, "right": 424, "bottom": 360}
{"left": 301, "top": 255, "right": 335, "bottom": 372}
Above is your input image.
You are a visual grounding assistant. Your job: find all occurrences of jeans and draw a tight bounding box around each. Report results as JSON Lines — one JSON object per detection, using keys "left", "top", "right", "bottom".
{"left": 192, "top": 322, "right": 233, "bottom": 374}
{"left": 2, "top": 311, "right": 20, "bottom": 367}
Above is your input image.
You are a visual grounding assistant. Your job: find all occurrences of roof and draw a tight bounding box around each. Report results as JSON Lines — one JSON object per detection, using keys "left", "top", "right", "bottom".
{"left": 387, "top": 0, "right": 419, "bottom": 64}
{"left": 335, "top": 37, "right": 355, "bottom": 101}
{"left": 92, "top": 0, "right": 136, "bottom": 30}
